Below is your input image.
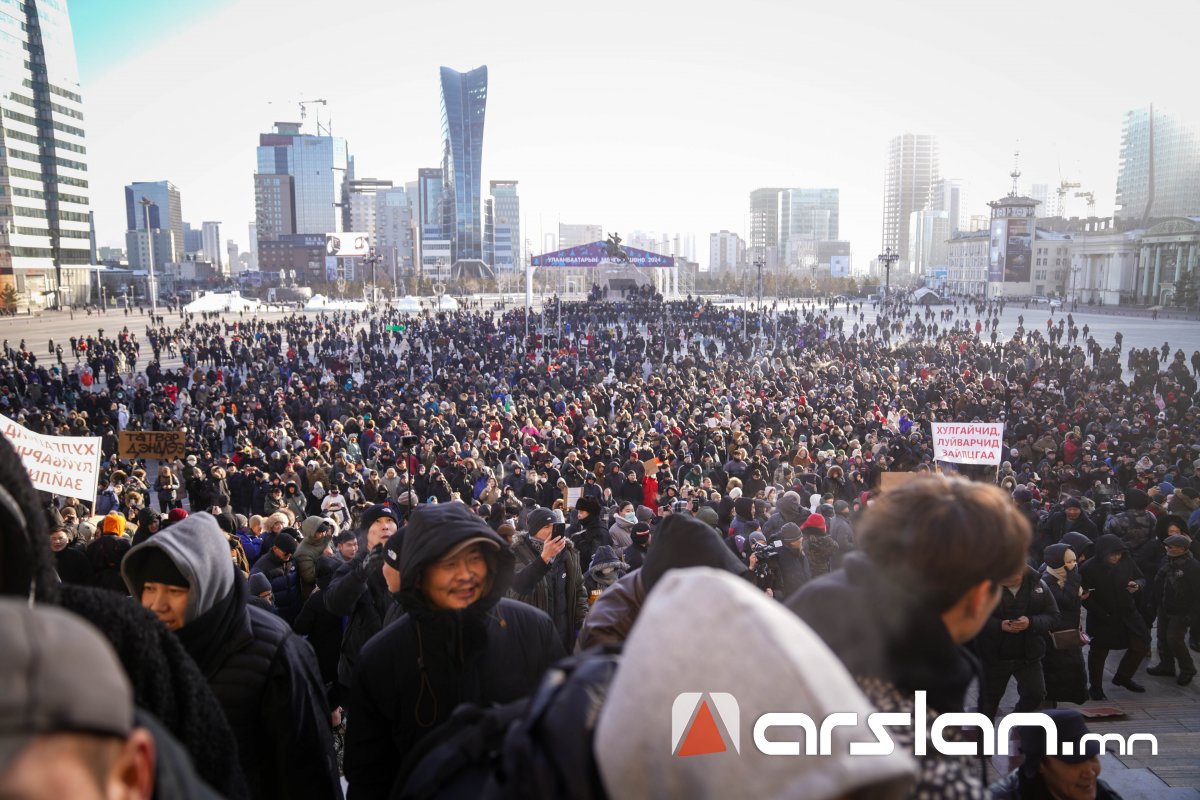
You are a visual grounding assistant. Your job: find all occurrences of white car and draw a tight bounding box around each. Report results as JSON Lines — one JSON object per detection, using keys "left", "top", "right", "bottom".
{"left": 1048, "top": 298, "right": 1063, "bottom": 309}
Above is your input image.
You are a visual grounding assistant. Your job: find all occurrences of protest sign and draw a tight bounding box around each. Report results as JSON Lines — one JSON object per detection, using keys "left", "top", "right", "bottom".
{"left": 119, "top": 430, "right": 187, "bottom": 461}
{"left": 879, "top": 471, "right": 922, "bottom": 493}
{"left": 931, "top": 422, "right": 1005, "bottom": 465}
{"left": 0, "top": 413, "right": 102, "bottom": 502}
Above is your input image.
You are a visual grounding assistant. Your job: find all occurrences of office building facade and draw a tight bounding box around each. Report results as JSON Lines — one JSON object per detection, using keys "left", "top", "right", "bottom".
{"left": 439, "top": 66, "right": 488, "bottom": 264}
{"left": 0, "top": 0, "right": 92, "bottom": 306}
{"left": 1115, "top": 106, "right": 1200, "bottom": 223}
{"left": 749, "top": 188, "right": 782, "bottom": 268}
{"left": 375, "top": 187, "right": 414, "bottom": 280}
{"left": 201, "top": 222, "right": 223, "bottom": 274}
{"left": 488, "top": 180, "right": 520, "bottom": 271}
{"left": 709, "top": 230, "right": 745, "bottom": 272}
{"left": 125, "top": 181, "right": 184, "bottom": 262}
{"left": 882, "top": 133, "right": 940, "bottom": 274}
{"left": 254, "top": 122, "right": 349, "bottom": 257}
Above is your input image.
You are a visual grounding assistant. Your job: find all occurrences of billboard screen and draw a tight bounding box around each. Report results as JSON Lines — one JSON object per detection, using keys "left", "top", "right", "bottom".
{"left": 1004, "top": 218, "right": 1032, "bottom": 283}
{"left": 326, "top": 232, "right": 371, "bottom": 258}
{"left": 988, "top": 218, "right": 1006, "bottom": 283}
{"left": 829, "top": 255, "right": 850, "bottom": 278}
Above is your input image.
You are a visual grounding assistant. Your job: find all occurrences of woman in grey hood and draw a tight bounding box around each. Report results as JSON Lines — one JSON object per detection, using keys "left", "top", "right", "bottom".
{"left": 122, "top": 512, "right": 342, "bottom": 800}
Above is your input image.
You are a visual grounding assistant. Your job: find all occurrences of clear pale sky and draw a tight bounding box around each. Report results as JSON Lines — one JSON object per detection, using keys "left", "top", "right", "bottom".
{"left": 71, "top": 0, "right": 1199, "bottom": 268}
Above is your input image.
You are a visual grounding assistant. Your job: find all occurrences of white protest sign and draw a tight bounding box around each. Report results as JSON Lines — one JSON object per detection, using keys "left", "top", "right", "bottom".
{"left": 931, "top": 422, "right": 1005, "bottom": 466}
{"left": 0, "top": 413, "right": 102, "bottom": 502}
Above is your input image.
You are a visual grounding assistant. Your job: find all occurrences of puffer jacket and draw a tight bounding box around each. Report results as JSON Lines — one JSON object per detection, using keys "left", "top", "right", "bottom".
{"left": 323, "top": 542, "right": 399, "bottom": 689}
{"left": 974, "top": 564, "right": 1058, "bottom": 663}
{"left": 509, "top": 533, "right": 590, "bottom": 653}
{"left": 122, "top": 513, "right": 340, "bottom": 800}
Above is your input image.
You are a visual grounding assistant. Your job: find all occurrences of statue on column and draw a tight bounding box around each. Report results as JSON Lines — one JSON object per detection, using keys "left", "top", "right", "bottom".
{"left": 604, "top": 233, "right": 629, "bottom": 263}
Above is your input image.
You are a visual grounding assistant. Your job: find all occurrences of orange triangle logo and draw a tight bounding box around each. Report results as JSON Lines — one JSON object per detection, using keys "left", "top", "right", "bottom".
{"left": 677, "top": 700, "right": 727, "bottom": 757}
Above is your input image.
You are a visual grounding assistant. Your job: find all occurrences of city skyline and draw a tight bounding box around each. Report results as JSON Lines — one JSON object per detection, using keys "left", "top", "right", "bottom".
{"left": 73, "top": 0, "right": 1198, "bottom": 270}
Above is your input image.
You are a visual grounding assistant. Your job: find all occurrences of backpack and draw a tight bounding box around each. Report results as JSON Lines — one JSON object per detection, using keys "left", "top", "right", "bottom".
{"left": 393, "top": 648, "right": 620, "bottom": 800}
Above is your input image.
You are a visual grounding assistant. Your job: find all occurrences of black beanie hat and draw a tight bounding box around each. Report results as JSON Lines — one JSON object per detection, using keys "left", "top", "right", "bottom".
{"left": 734, "top": 496, "right": 754, "bottom": 519}
{"left": 138, "top": 548, "right": 190, "bottom": 588}
{"left": 1043, "top": 543, "right": 1070, "bottom": 569}
{"left": 631, "top": 522, "right": 651, "bottom": 545}
{"left": 1124, "top": 488, "right": 1151, "bottom": 510}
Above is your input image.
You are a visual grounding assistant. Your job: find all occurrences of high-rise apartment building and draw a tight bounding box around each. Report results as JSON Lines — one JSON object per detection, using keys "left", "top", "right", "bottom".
{"left": 488, "top": 180, "right": 520, "bottom": 271}
{"left": 254, "top": 121, "right": 349, "bottom": 253}
{"left": 882, "top": 133, "right": 940, "bottom": 273}
{"left": 928, "top": 177, "right": 966, "bottom": 234}
{"left": 558, "top": 224, "right": 602, "bottom": 249}
{"left": 0, "top": 0, "right": 91, "bottom": 306}
{"left": 1115, "top": 106, "right": 1200, "bottom": 223}
{"left": 346, "top": 178, "right": 393, "bottom": 235}
{"left": 125, "top": 181, "right": 184, "bottom": 263}
{"left": 201, "top": 222, "right": 223, "bottom": 274}
{"left": 749, "top": 188, "right": 782, "bottom": 268}
{"left": 709, "top": 230, "right": 745, "bottom": 272}
{"left": 439, "top": 66, "right": 488, "bottom": 266}
{"left": 183, "top": 222, "right": 205, "bottom": 255}
{"left": 375, "top": 187, "right": 414, "bottom": 280}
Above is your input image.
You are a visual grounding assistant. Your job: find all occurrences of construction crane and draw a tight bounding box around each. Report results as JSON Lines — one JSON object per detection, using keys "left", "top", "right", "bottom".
{"left": 298, "top": 98, "right": 329, "bottom": 135}
{"left": 1056, "top": 180, "right": 1080, "bottom": 216}
{"left": 1074, "top": 191, "right": 1096, "bottom": 217}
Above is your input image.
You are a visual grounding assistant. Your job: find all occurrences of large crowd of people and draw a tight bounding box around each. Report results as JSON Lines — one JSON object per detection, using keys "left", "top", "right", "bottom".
{"left": 1, "top": 289, "right": 1198, "bottom": 799}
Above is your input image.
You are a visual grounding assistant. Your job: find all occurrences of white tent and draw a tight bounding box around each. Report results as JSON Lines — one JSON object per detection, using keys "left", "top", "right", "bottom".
{"left": 183, "top": 291, "right": 262, "bottom": 314}
{"left": 304, "top": 294, "right": 368, "bottom": 312}
{"left": 392, "top": 296, "right": 423, "bottom": 314}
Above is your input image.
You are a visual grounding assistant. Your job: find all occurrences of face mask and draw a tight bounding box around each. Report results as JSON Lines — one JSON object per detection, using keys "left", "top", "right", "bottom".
{"left": 624, "top": 512, "right": 637, "bottom": 523}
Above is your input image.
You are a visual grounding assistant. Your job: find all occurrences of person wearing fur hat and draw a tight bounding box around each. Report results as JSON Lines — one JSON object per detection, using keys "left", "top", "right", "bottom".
{"left": 250, "top": 528, "right": 302, "bottom": 620}
{"left": 344, "top": 503, "right": 563, "bottom": 799}
{"left": 800, "top": 512, "right": 840, "bottom": 579}
{"left": 569, "top": 494, "right": 610, "bottom": 572}
{"left": 509, "top": 506, "right": 589, "bottom": 653}
{"left": 122, "top": 512, "right": 340, "bottom": 799}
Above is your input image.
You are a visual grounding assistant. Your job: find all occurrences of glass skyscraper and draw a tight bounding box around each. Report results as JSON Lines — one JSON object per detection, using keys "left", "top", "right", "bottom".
{"left": 0, "top": 0, "right": 91, "bottom": 305}
{"left": 439, "top": 66, "right": 487, "bottom": 264}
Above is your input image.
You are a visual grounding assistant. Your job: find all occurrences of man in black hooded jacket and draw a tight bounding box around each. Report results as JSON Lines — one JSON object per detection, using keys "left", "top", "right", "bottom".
{"left": 343, "top": 503, "right": 564, "bottom": 800}
{"left": 1080, "top": 533, "right": 1151, "bottom": 699}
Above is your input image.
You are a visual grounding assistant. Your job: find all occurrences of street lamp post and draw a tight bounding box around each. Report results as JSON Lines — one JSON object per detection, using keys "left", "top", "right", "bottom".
{"left": 755, "top": 257, "right": 764, "bottom": 354}
{"left": 877, "top": 247, "right": 898, "bottom": 298}
{"left": 139, "top": 197, "right": 157, "bottom": 315}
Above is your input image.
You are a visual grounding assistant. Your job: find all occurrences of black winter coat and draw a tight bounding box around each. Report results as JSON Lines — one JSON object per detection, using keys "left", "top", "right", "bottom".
{"left": 250, "top": 550, "right": 302, "bottom": 624}
{"left": 1080, "top": 534, "right": 1150, "bottom": 649}
{"left": 975, "top": 565, "right": 1058, "bottom": 663}
{"left": 1155, "top": 553, "right": 1200, "bottom": 619}
{"left": 1039, "top": 566, "right": 1089, "bottom": 705}
{"left": 343, "top": 504, "right": 564, "bottom": 800}
{"left": 571, "top": 514, "right": 612, "bottom": 572}
{"left": 323, "top": 548, "right": 398, "bottom": 688}
{"left": 176, "top": 579, "right": 341, "bottom": 800}
{"left": 509, "top": 533, "right": 589, "bottom": 654}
